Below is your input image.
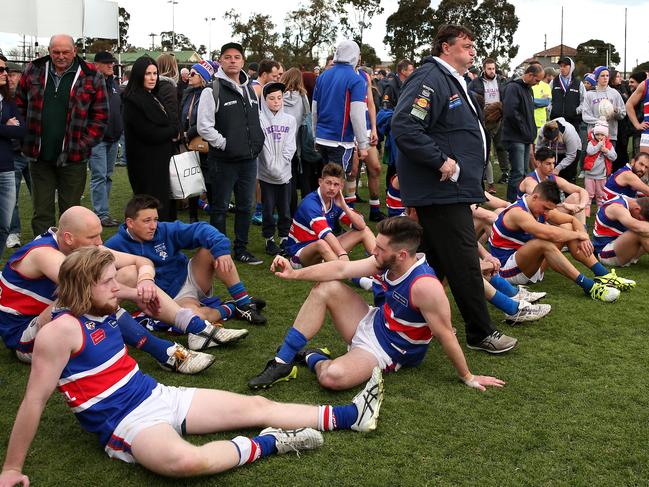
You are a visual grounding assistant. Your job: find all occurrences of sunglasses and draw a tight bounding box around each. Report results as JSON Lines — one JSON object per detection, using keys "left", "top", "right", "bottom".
{"left": 0, "top": 67, "right": 6, "bottom": 74}
{"left": 189, "top": 72, "right": 198, "bottom": 77}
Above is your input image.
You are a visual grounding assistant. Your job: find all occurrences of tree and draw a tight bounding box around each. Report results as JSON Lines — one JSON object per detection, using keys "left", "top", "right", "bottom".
{"left": 336, "top": 0, "right": 383, "bottom": 46}
{"left": 197, "top": 44, "right": 207, "bottom": 56}
{"left": 359, "top": 43, "right": 381, "bottom": 67}
{"left": 472, "top": 0, "right": 518, "bottom": 67}
{"left": 225, "top": 10, "right": 279, "bottom": 62}
{"left": 160, "top": 32, "right": 196, "bottom": 51}
{"left": 118, "top": 7, "right": 130, "bottom": 50}
{"left": 633, "top": 61, "right": 649, "bottom": 73}
{"left": 281, "top": 0, "right": 339, "bottom": 68}
{"left": 384, "top": 0, "right": 434, "bottom": 63}
{"left": 575, "top": 39, "right": 621, "bottom": 70}
{"left": 428, "top": 0, "right": 477, "bottom": 35}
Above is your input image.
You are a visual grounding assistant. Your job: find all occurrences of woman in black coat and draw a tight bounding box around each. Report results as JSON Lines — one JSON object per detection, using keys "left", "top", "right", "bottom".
{"left": 122, "top": 56, "right": 176, "bottom": 221}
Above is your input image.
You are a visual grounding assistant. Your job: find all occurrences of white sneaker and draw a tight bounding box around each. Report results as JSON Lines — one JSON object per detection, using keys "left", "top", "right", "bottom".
{"left": 160, "top": 343, "right": 216, "bottom": 374}
{"left": 6, "top": 233, "right": 20, "bottom": 248}
{"left": 259, "top": 427, "right": 324, "bottom": 454}
{"left": 188, "top": 323, "right": 249, "bottom": 350}
{"left": 512, "top": 285, "right": 546, "bottom": 303}
{"left": 351, "top": 367, "right": 384, "bottom": 432}
{"left": 505, "top": 301, "right": 552, "bottom": 324}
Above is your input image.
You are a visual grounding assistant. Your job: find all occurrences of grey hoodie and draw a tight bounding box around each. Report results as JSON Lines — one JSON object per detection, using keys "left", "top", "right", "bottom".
{"left": 197, "top": 67, "right": 257, "bottom": 150}
{"left": 258, "top": 94, "right": 297, "bottom": 185}
{"left": 535, "top": 117, "right": 581, "bottom": 172}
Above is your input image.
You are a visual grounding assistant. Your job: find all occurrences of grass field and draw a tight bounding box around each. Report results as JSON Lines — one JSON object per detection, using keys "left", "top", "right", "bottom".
{"left": 1, "top": 164, "right": 648, "bottom": 486}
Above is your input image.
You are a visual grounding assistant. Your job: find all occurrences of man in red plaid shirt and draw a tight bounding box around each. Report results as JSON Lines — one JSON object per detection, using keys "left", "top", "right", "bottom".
{"left": 15, "top": 34, "right": 108, "bottom": 235}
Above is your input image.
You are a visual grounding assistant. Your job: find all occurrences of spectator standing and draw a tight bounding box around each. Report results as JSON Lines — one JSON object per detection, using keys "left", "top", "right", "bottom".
{"left": 625, "top": 71, "right": 649, "bottom": 156}
{"left": 609, "top": 69, "right": 631, "bottom": 169}
{"left": 584, "top": 118, "right": 617, "bottom": 215}
{"left": 88, "top": 51, "right": 122, "bottom": 228}
{"left": 381, "top": 59, "right": 414, "bottom": 110}
{"left": 0, "top": 55, "right": 26, "bottom": 261}
{"left": 550, "top": 57, "right": 585, "bottom": 131}
{"left": 177, "top": 67, "right": 189, "bottom": 103}
{"left": 282, "top": 67, "right": 317, "bottom": 211}
{"left": 197, "top": 42, "right": 265, "bottom": 265}
{"left": 115, "top": 67, "right": 129, "bottom": 167}
{"left": 312, "top": 40, "right": 370, "bottom": 205}
{"left": 532, "top": 67, "right": 554, "bottom": 136}
{"left": 121, "top": 56, "right": 176, "bottom": 220}
{"left": 392, "top": 24, "right": 517, "bottom": 354}
{"left": 14, "top": 34, "right": 108, "bottom": 236}
{"left": 5, "top": 62, "right": 28, "bottom": 250}
{"left": 502, "top": 64, "right": 544, "bottom": 201}
{"left": 180, "top": 60, "right": 214, "bottom": 223}
{"left": 579, "top": 66, "right": 626, "bottom": 153}
{"left": 258, "top": 82, "right": 297, "bottom": 255}
{"left": 469, "top": 58, "right": 509, "bottom": 188}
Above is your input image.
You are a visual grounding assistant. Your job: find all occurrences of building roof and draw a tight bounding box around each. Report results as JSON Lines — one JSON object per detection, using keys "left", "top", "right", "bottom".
{"left": 533, "top": 44, "right": 577, "bottom": 57}
{"left": 117, "top": 50, "right": 202, "bottom": 65}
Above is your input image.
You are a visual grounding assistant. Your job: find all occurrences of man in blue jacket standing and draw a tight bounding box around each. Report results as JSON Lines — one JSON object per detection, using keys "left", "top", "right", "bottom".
{"left": 392, "top": 24, "right": 517, "bottom": 354}
{"left": 105, "top": 195, "right": 267, "bottom": 326}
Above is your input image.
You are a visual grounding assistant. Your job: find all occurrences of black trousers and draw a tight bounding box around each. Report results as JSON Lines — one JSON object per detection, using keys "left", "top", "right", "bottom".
{"left": 416, "top": 203, "right": 495, "bottom": 344}
{"left": 260, "top": 180, "right": 292, "bottom": 240}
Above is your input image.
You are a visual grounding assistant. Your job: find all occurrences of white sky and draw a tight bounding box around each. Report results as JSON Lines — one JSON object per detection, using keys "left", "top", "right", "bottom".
{"left": 1, "top": 0, "right": 647, "bottom": 72}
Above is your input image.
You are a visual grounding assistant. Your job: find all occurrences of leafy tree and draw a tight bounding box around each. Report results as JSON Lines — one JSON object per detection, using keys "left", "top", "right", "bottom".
{"left": 197, "top": 44, "right": 207, "bottom": 56}
{"left": 428, "top": 0, "right": 477, "bottom": 34}
{"left": 633, "top": 61, "right": 649, "bottom": 73}
{"left": 160, "top": 32, "right": 196, "bottom": 51}
{"left": 281, "top": 0, "right": 338, "bottom": 68}
{"left": 359, "top": 43, "right": 381, "bottom": 67}
{"left": 225, "top": 10, "right": 279, "bottom": 62}
{"left": 118, "top": 7, "right": 130, "bottom": 50}
{"left": 575, "top": 39, "right": 621, "bottom": 70}
{"left": 384, "top": 0, "right": 434, "bottom": 63}
{"left": 336, "top": 0, "right": 383, "bottom": 46}
{"left": 472, "top": 0, "right": 518, "bottom": 66}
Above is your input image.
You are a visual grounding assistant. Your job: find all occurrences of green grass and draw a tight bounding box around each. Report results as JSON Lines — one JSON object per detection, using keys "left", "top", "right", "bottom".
{"left": 1, "top": 164, "right": 648, "bottom": 486}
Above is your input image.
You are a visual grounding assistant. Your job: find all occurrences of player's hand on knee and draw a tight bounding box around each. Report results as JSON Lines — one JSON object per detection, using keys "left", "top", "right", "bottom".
{"left": 215, "top": 255, "right": 234, "bottom": 273}
{"left": 136, "top": 279, "right": 157, "bottom": 303}
{"left": 461, "top": 374, "right": 506, "bottom": 391}
{"left": 0, "top": 468, "right": 29, "bottom": 487}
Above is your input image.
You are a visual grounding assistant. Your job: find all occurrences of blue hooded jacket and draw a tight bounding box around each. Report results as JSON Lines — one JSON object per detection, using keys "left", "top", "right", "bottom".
{"left": 105, "top": 221, "right": 231, "bottom": 297}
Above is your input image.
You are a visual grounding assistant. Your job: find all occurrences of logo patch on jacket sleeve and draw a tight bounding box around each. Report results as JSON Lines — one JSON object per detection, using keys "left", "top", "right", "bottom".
{"left": 410, "top": 84, "right": 434, "bottom": 120}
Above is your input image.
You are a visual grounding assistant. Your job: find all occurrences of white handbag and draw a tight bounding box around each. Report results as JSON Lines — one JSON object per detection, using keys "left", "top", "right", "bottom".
{"left": 169, "top": 150, "right": 206, "bottom": 199}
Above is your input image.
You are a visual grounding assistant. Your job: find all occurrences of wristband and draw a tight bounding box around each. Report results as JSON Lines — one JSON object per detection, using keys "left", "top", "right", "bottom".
{"left": 137, "top": 274, "right": 155, "bottom": 284}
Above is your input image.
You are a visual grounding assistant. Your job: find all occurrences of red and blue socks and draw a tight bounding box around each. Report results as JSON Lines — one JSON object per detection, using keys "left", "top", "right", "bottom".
{"left": 228, "top": 282, "right": 251, "bottom": 307}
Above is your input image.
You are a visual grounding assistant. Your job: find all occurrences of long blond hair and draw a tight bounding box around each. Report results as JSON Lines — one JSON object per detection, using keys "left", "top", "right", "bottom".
{"left": 57, "top": 247, "right": 115, "bottom": 317}
{"left": 156, "top": 53, "right": 179, "bottom": 83}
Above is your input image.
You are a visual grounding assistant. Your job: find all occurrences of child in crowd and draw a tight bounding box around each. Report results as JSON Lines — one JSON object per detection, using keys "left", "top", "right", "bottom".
{"left": 258, "top": 82, "right": 297, "bottom": 256}
{"left": 584, "top": 117, "right": 617, "bottom": 216}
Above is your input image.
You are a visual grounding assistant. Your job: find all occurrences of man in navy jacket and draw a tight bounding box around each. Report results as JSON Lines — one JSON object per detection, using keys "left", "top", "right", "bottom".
{"left": 105, "top": 195, "right": 267, "bottom": 325}
{"left": 392, "top": 24, "right": 517, "bottom": 354}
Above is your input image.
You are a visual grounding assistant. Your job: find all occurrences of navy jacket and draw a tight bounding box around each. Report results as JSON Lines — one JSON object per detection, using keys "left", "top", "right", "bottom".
{"left": 105, "top": 221, "right": 231, "bottom": 298}
{"left": 501, "top": 78, "right": 536, "bottom": 144}
{"left": 392, "top": 56, "right": 487, "bottom": 206}
{"left": 0, "top": 97, "right": 26, "bottom": 171}
{"left": 103, "top": 76, "right": 123, "bottom": 142}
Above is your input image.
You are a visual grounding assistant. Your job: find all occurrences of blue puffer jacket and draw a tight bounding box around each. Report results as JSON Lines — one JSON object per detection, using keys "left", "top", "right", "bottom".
{"left": 392, "top": 56, "right": 487, "bottom": 206}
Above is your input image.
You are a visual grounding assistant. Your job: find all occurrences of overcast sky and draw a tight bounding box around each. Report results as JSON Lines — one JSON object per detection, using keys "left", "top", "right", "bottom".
{"left": 1, "top": 0, "right": 647, "bottom": 72}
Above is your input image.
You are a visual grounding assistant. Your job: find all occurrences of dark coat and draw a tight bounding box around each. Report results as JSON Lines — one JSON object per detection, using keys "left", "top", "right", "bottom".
{"left": 122, "top": 89, "right": 176, "bottom": 218}
{"left": 392, "top": 56, "right": 487, "bottom": 206}
{"left": 501, "top": 78, "right": 536, "bottom": 144}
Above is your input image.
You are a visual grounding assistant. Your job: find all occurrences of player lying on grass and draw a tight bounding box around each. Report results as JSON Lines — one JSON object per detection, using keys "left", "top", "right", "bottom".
{"left": 0, "top": 247, "right": 384, "bottom": 485}
{"left": 488, "top": 180, "right": 635, "bottom": 303}
{"left": 249, "top": 216, "right": 508, "bottom": 390}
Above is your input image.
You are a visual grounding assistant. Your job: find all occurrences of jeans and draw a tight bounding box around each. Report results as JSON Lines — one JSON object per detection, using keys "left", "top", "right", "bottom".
{"left": 506, "top": 142, "right": 530, "bottom": 202}
{"left": 117, "top": 133, "right": 127, "bottom": 165}
{"left": 10, "top": 154, "right": 31, "bottom": 234}
{"left": 208, "top": 157, "right": 257, "bottom": 254}
{"left": 29, "top": 161, "right": 87, "bottom": 236}
{"left": 89, "top": 141, "right": 119, "bottom": 219}
{"left": 0, "top": 171, "right": 17, "bottom": 262}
